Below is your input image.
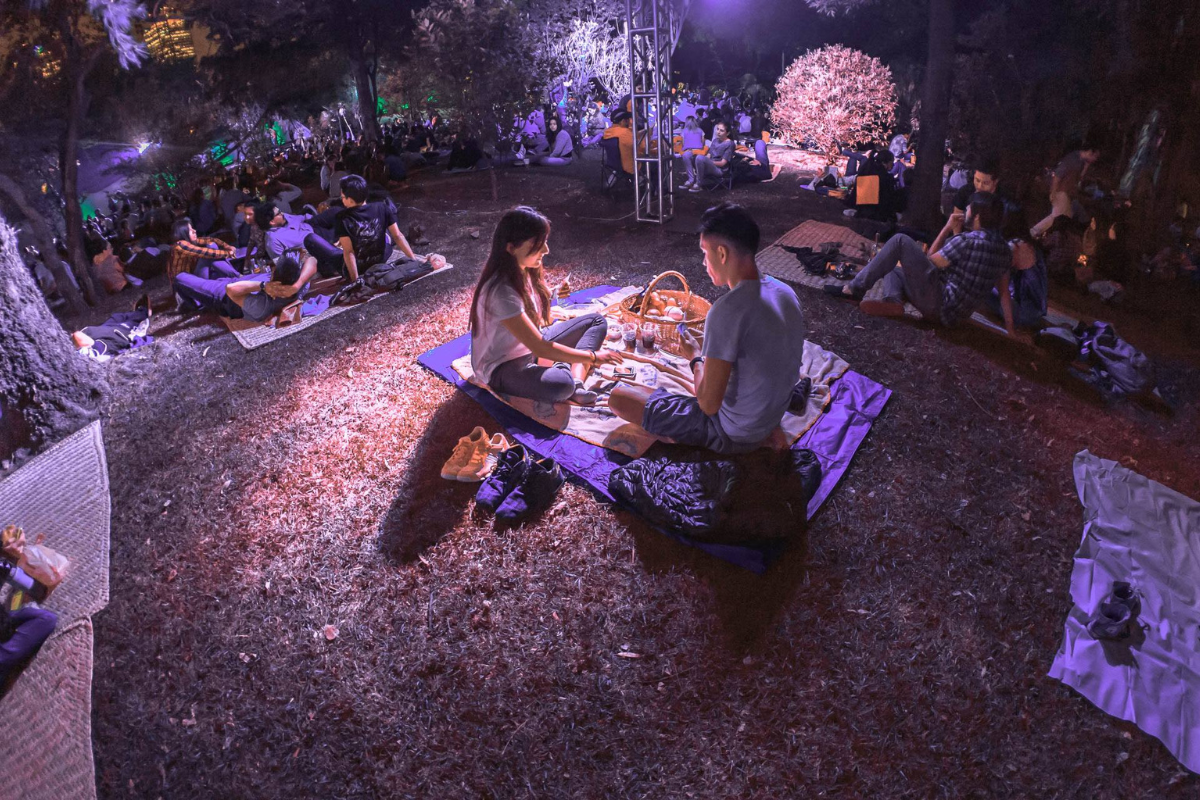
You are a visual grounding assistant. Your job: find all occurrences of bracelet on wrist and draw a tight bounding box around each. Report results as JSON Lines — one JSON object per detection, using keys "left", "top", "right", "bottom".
{"left": 689, "top": 356, "right": 704, "bottom": 372}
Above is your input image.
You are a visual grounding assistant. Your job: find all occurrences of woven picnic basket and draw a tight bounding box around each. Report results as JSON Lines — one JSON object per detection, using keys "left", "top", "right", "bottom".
{"left": 606, "top": 270, "right": 711, "bottom": 356}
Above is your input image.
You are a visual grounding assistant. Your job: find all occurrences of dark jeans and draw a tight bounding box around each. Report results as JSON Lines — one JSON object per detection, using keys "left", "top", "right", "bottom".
{"left": 303, "top": 232, "right": 345, "bottom": 277}
{"left": 847, "top": 233, "right": 944, "bottom": 320}
{"left": 0, "top": 606, "right": 57, "bottom": 697}
{"left": 174, "top": 272, "right": 269, "bottom": 316}
{"left": 303, "top": 233, "right": 394, "bottom": 279}
{"left": 490, "top": 313, "right": 608, "bottom": 403}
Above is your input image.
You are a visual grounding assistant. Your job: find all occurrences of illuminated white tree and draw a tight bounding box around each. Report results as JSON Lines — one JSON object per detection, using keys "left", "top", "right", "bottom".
{"left": 769, "top": 44, "right": 897, "bottom": 154}
{"left": 534, "top": 17, "right": 629, "bottom": 99}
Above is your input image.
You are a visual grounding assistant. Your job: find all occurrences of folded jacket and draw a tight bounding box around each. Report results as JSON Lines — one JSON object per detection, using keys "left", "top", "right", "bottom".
{"left": 608, "top": 448, "right": 822, "bottom": 544}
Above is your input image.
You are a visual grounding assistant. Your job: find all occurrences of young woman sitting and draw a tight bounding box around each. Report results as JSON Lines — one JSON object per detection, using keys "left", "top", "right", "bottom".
{"left": 530, "top": 117, "right": 575, "bottom": 166}
{"left": 470, "top": 207, "right": 622, "bottom": 405}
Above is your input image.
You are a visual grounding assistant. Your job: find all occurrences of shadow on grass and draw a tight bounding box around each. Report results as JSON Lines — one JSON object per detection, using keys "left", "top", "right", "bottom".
{"left": 616, "top": 505, "right": 811, "bottom": 653}
{"left": 377, "top": 391, "right": 496, "bottom": 564}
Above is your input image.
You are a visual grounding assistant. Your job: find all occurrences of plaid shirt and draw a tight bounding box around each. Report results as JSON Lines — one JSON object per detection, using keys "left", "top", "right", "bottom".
{"left": 938, "top": 229, "right": 1012, "bottom": 326}
{"left": 166, "top": 236, "right": 236, "bottom": 281}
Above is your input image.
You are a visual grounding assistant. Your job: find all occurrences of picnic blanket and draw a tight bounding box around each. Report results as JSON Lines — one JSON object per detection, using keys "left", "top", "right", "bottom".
{"left": 0, "top": 421, "right": 112, "bottom": 800}
{"left": 221, "top": 262, "right": 454, "bottom": 350}
{"left": 419, "top": 285, "right": 891, "bottom": 572}
{"left": 1048, "top": 451, "right": 1200, "bottom": 774}
{"left": 758, "top": 220, "right": 1083, "bottom": 333}
{"left": 450, "top": 340, "right": 847, "bottom": 459}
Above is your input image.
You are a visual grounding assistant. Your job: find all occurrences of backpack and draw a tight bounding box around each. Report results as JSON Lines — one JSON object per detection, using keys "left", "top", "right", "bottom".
{"left": 1078, "top": 322, "right": 1155, "bottom": 394}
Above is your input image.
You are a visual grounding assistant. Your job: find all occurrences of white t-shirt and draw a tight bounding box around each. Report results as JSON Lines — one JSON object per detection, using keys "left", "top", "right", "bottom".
{"left": 470, "top": 277, "right": 536, "bottom": 384}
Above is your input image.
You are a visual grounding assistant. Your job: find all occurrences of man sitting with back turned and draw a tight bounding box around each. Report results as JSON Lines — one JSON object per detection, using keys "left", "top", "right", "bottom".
{"left": 302, "top": 174, "right": 424, "bottom": 282}
{"left": 824, "top": 192, "right": 1016, "bottom": 336}
{"left": 610, "top": 203, "right": 807, "bottom": 454}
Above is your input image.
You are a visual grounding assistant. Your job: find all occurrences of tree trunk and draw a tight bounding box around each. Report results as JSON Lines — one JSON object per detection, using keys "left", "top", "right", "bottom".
{"left": 57, "top": 22, "right": 100, "bottom": 306}
{"left": 0, "top": 216, "right": 104, "bottom": 464}
{"left": 0, "top": 173, "right": 86, "bottom": 314}
{"left": 352, "top": 55, "right": 380, "bottom": 144}
{"left": 907, "top": 0, "right": 956, "bottom": 232}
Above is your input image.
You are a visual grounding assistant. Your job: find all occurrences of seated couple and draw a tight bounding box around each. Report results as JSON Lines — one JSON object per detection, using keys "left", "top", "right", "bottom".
{"left": 825, "top": 192, "right": 1020, "bottom": 336}
{"left": 469, "top": 203, "right": 807, "bottom": 456}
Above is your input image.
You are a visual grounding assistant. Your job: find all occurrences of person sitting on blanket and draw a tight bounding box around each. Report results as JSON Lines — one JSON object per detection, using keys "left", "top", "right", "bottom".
{"left": 609, "top": 203, "right": 807, "bottom": 454}
{"left": 469, "top": 206, "right": 623, "bottom": 406}
{"left": 302, "top": 175, "right": 425, "bottom": 282}
{"left": 173, "top": 254, "right": 311, "bottom": 321}
{"left": 253, "top": 202, "right": 315, "bottom": 266}
{"left": 823, "top": 191, "right": 1017, "bottom": 336}
{"left": 165, "top": 217, "right": 237, "bottom": 283}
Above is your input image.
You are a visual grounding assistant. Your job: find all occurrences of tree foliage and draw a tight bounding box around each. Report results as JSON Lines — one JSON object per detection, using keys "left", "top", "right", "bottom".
{"left": 384, "top": 0, "right": 533, "bottom": 137}
{"left": 770, "top": 44, "right": 896, "bottom": 154}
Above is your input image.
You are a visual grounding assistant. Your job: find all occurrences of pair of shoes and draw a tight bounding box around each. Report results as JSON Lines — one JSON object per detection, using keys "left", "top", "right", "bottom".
{"left": 822, "top": 284, "right": 861, "bottom": 301}
{"left": 1087, "top": 580, "right": 1141, "bottom": 640}
{"left": 440, "top": 427, "right": 510, "bottom": 482}
{"left": 475, "top": 445, "right": 565, "bottom": 524}
{"left": 680, "top": 180, "right": 694, "bottom": 189}
{"left": 688, "top": 185, "right": 702, "bottom": 193}
{"left": 830, "top": 262, "right": 857, "bottom": 281}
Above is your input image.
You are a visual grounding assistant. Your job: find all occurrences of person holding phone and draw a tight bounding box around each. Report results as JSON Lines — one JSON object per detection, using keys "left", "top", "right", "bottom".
{"left": 469, "top": 207, "right": 623, "bottom": 406}
{"left": 609, "top": 203, "right": 807, "bottom": 454}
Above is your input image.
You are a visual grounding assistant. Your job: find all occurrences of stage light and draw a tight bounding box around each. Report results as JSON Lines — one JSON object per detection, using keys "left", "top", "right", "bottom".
{"left": 136, "top": 141, "right": 151, "bottom": 154}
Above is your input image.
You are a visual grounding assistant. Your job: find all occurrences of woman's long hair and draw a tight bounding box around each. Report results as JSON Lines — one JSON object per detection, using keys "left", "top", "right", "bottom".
{"left": 470, "top": 206, "right": 553, "bottom": 332}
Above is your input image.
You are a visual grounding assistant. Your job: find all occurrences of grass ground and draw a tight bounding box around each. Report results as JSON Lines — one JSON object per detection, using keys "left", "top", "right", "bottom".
{"left": 76, "top": 152, "right": 1200, "bottom": 798}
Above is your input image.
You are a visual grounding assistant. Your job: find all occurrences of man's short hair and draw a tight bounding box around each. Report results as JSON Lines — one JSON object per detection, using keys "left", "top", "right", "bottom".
{"left": 273, "top": 255, "right": 301, "bottom": 286}
{"left": 340, "top": 174, "right": 369, "bottom": 204}
{"left": 698, "top": 202, "right": 760, "bottom": 254}
{"left": 976, "top": 155, "right": 1000, "bottom": 179}
{"left": 968, "top": 192, "right": 1005, "bottom": 230}
{"left": 254, "top": 203, "right": 277, "bottom": 231}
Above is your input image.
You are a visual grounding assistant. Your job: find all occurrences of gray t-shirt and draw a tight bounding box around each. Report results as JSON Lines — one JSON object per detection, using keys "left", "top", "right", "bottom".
{"left": 1054, "top": 151, "right": 1086, "bottom": 198}
{"left": 265, "top": 213, "right": 314, "bottom": 265}
{"left": 707, "top": 138, "right": 736, "bottom": 171}
{"left": 239, "top": 288, "right": 295, "bottom": 322}
{"left": 701, "top": 276, "right": 806, "bottom": 443}
{"left": 470, "top": 277, "right": 536, "bottom": 384}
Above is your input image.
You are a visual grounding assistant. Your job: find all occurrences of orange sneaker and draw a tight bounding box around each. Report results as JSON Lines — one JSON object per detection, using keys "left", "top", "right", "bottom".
{"left": 440, "top": 427, "right": 488, "bottom": 481}
{"left": 458, "top": 432, "right": 511, "bottom": 482}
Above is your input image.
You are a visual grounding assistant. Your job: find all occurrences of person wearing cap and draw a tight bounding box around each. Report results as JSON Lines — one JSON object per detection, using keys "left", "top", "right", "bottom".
{"left": 602, "top": 109, "right": 636, "bottom": 174}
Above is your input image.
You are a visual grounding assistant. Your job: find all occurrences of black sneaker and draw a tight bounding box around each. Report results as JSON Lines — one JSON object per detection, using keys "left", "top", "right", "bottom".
{"left": 822, "top": 284, "right": 861, "bottom": 301}
{"left": 475, "top": 445, "right": 531, "bottom": 513}
{"left": 330, "top": 277, "right": 365, "bottom": 307}
{"left": 1087, "top": 601, "right": 1132, "bottom": 640}
{"left": 495, "top": 456, "right": 565, "bottom": 524}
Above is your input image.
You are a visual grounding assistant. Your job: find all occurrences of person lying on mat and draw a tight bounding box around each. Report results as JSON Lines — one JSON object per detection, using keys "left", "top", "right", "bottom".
{"left": 823, "top": 191, "right": 1016, "bottom": 336}
{"left": 469, "top": 206, "right": 623, "bottom": 406}
{"left": 609, "top": 203, "right": 807, "bottom": 454}
{"left": 173, "top": 254, "right": 312, "bottom": 321}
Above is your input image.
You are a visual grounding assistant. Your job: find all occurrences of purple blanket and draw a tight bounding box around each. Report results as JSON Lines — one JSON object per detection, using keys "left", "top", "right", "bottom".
{"left": 418, "top": 285, "right": 891, "bottom": 572}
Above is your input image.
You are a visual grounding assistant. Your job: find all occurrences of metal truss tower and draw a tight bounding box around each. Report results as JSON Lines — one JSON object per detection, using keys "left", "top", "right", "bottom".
{"left": 626, "top": 0, "right": 678, "bottom": 224}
